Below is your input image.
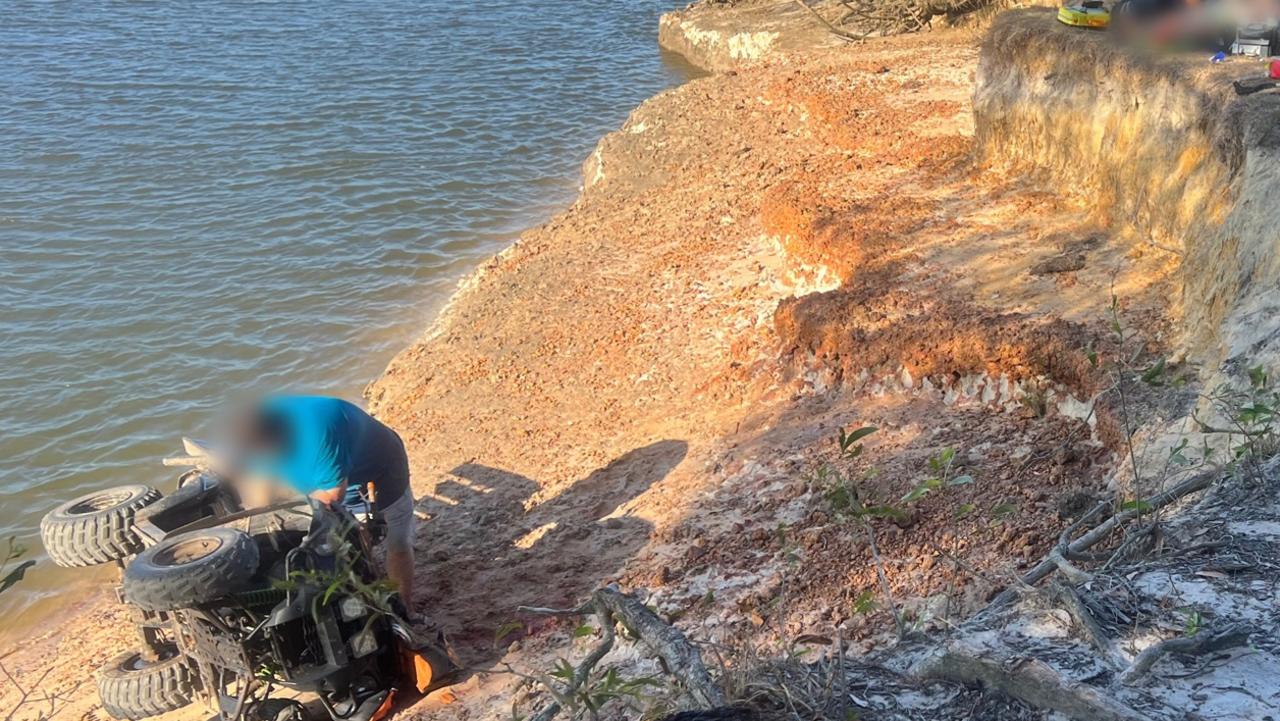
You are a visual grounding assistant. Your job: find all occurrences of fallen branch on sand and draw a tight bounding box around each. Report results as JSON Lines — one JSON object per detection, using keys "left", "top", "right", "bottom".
{"left": 987, "top": 470, "right": 1217, "bottom": 608}
{"left": 517, "top": 586, "right": 725, "bottom": 721}
{"left": 917, "top": 470, "right": 1227, "bottom": 717}
{"left": 913, "top": 638, "right": 1149, "bottom": 721}
{"left": 790, "top": 0, "right": 863, "bottom": 40}
{"left": 795, "top": 0, "right": 1000, "bottom": 38}
{"left": 1044, "top": 582, "right": 1125, "bottom": 668}
{"left": 0, "top": 661, "right": 79, "bottom": 721}
{"left": 1117, "top": 623, "right": 1252, "bottom": 685}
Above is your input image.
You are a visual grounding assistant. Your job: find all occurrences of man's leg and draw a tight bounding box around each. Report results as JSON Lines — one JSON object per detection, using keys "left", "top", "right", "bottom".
{"left": 382, "top": 489, "right": 417, "bottom": 610}
{"left": 387, "top": 547, "right": 415, "bottom": 609}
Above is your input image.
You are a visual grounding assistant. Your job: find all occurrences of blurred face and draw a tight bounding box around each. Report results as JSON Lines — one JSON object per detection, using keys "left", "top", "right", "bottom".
{"left": 211, "top": 398, "right": 289, "bottom": 482}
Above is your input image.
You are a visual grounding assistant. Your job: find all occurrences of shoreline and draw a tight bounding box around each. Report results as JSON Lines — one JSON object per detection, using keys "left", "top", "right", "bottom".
{"left": 0, "top": 0, "right": 699, "bottom": 649}
{"left": 355, "top": 14, "right": 1170, "bottom": 719}
{"left": 0, "top": 11, "right": 706, "bottom": 712}
{"left": 1, "top": 14, "right": 703, "bottom": 662}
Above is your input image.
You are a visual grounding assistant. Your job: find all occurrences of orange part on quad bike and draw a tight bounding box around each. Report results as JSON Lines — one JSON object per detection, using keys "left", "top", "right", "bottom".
{"left": 400, "top": 648, "right": 436, "bottom": 694}
{"left": 370, "top": 690, "right": 397, "bottom": 721}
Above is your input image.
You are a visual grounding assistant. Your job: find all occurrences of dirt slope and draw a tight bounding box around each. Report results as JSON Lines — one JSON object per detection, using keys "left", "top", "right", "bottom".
{"left": 361, "top": 25, "right": 1181, "bottom": 721}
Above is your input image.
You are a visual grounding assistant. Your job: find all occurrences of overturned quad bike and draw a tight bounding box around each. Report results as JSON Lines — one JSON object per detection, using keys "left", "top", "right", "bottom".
{"left": 39, "top": 451, "right": 456, "bottom": 721}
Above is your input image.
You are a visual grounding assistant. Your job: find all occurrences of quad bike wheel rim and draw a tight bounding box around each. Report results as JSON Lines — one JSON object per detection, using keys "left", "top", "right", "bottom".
{"left": 156, "top": 536, "right": 224, "bottom": 566}
{"left": 68, "top": 490, "right": 133, "bottom": 515}
{"left": 122, "top": 648, "right": 176, "bottom": 672}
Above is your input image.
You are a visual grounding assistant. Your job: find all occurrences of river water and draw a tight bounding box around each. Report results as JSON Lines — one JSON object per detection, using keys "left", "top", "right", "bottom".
{"left": 0, "top": 0, "right": 694, "bottom": 636}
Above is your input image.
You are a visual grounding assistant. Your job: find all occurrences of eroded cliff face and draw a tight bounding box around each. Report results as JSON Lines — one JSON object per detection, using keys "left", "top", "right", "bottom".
{"left": 974, "top": 9, "right": 1280, "bottom": 372}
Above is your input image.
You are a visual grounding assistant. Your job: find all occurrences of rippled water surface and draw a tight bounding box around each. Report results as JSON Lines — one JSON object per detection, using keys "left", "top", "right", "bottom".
{"left": 0, "top": 0, "right": 692, "bottom": 633}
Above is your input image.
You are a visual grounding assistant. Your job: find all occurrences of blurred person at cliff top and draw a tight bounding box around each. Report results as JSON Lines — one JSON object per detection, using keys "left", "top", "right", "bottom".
{"left": 225, "top": 394, "right": 419, "bottom": 611}
{"left": 1111, "top": 0, "right": 1279, "bottom": 50}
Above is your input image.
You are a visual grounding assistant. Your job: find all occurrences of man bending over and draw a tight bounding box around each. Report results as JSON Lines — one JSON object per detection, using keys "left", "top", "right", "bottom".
{"left": 237, "top": 395, "right": 418, "bottom": 609}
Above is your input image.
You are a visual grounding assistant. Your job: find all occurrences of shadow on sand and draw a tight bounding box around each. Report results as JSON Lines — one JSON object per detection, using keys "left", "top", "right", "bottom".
{"left": 410, "top": 439, "right": 687, "bottom": 668}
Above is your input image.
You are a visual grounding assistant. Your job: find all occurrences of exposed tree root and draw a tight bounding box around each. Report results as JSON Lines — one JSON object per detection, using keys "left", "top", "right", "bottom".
{"left": 989, "top": 470, "right": 1217, "bottom": 608}
{"left": 912, "top": 638, "right": 1148, "bottom": 721}
{"left": 1117, "top": 623, "right": 1252, "bottom": 686}
{"left": 518, "top": 586, "right": 725, "bottom": 721}
{"left": 1044, "top": 582, "right": 1124, "bottom": 668}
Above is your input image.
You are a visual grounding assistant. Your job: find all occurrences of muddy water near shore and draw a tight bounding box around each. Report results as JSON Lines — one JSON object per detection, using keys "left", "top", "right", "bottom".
{"left": 0, "top": 0, "right": 695, "bottom": 639}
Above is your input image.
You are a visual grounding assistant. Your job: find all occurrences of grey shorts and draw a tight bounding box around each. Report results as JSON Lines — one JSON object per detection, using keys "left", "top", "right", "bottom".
{"left": 381, "top": 488, "right": 416, "bottom": 553}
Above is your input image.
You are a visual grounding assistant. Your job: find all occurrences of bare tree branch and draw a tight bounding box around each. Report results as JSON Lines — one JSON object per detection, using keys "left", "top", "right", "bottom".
{"left": 1118, "top": 623, "right": 1251, "bottom": 685}
{"left": 519, "top": 586, "right": 725, "bottom": 721}
{"left": 790, "top": 0, "right": 864, "bottom": 40}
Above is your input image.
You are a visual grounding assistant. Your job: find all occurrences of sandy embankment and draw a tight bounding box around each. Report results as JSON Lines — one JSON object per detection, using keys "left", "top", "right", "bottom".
{"left": 6, "top": 5, "right": 1273, "bottom": 721}
{"left": 361, "top": 13, "right": 1187, "bottom": 721}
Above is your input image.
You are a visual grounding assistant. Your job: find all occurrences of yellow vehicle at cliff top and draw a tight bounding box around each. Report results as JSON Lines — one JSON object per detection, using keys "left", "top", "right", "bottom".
{"left": 1058, "top": 1, "right": 1112, "bottom": 28}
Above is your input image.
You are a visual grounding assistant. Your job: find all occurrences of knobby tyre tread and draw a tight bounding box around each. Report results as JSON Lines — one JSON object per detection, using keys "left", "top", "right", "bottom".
{"left": 97, "top": 646, "right": 194, "bottom": 720}
{"left": 123, "top": 527, "right": 259, "bottom": 611}
{"left": 40, "top": 485, "right": 161, "bottom": 568}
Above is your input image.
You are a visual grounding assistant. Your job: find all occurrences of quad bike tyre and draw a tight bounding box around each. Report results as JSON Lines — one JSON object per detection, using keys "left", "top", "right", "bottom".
{"left": 40, "top": 485, "right": 161, "bottom": 567}
{"left": 124, "top": 527, "right": 259, "bottom": 611}
{"left": 97, "top": 645, "right": 194, "bottom": 720}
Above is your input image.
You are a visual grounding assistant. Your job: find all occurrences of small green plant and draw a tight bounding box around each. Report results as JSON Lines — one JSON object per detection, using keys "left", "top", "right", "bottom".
{"left": 818, "top": 427, "right": 980, "bottom": 638}
{"left": 1140, "top": 357, "right": 1168, "bottom": 386}
{"left": 901, "top": 447, "right": 973, "bottom": 503}
{"left": 817, "top": 426, "right": 904, "bottom": 636}
{"left": 1019, "top": 385, "right": 1050, "bottom": 418}
{"left": 509, "top": 632, "right": 675, "bottom": 721}
{"left": 989, "top": 501, "right": 1018, "bottom": 523}
{"left": 850, "top": 589, "right": 878, "bottom": 616}
{"left": 272, "top": 518, "right": 399, "bottom": 637}
{"left": 1194, "top": 364, "right": 1280, "bottom": 476}
{"left": 0, "top": 537, "right": 34, "bottom": 597}
{"left": 1118, "top": 498, "right": 1152, "bottom": 513}
{"left": 573, "top": 667, "right": 664, "bottom": 716}
{"left": 1183, "top": 609, "right": 1204, "bottom": 637}
{"left": 495, "top": 620, "right": 525, "bottom": 647}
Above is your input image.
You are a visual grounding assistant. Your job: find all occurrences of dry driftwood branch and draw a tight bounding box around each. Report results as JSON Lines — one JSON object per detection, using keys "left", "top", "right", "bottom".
{"left": 822, "top": 0, "right": 1000, "bottom": 37}
{"left": 1048, "top": 548, "right": 1094, "bottom": 584}
{"left": 1045, "top": 582, "right": 1125, "bottom": 668}
{"left": 914, "top": 638, "right": 1148, "bottom": 721}
{"left": 988, "top": 471, "right": 1216, "bottom": 608}
{"left": 790, "top": 0, "right": 864, "bottom": 40}
{"left": 519, "top": 586, "right": 725, "bottom": 720}
{"left": 1102, "top": 523, "right": 1160, "bottom": 570}
{"left": 0, "top": 662, "right": 61, "bottom": 721}
{"left": 590, "top": 587, "right": 725, "bottom": 707}
{"left": 1118, "top": 623, "right": 1252, "bottom": 685}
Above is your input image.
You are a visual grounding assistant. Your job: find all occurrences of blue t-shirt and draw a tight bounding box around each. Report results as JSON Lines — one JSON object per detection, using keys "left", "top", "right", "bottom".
{"left": 252, "top": 396, "right": 409, "bottom": 506}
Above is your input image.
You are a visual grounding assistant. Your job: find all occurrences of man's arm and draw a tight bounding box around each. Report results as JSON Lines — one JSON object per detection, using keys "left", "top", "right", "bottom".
{"left": 309, "top": 480, "right": 347, "bottom": 508}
